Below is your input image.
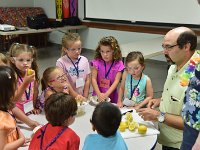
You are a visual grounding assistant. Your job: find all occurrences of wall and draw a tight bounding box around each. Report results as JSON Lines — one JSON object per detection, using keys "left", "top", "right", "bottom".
{"left": 0, "top": 0, "right": 34, "bottom": 6}
{"left": 0, "top": 0, "right": 34, "bottom": 7}
{"left": 78, "top": 0, "right": 165, "bottom": 61}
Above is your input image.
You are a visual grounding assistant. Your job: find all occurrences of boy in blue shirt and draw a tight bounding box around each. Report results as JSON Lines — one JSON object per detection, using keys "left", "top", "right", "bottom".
{"left": 83, "top": 102, "right": 128, "bottom": 150}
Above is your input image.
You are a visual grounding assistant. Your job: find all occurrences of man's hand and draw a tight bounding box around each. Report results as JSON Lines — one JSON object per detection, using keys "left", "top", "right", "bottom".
{"left": 147, "top": 98, "right": 160, "bottom": 109}
{"left": 137, "top": 108, "right": 160, "bottom": 121}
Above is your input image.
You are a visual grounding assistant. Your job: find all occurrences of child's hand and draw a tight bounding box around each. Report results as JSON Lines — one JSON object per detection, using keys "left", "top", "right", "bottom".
{"left": 75, "top": 95, "right": 86, "bottom": 102}
{"left": 27, "top": 120, "right": 40, "bottom": 130}
{"left": 24, "top": 70, "right": 35, "bottom": 84}
{"left": 97, "top": 93, "right": 108, "bottom": 102}
{"left": 32, "top": 108, "right": 41, "bottom": 115}
{"left": 117, "top": 101, "right": 123, "bottom": 108}
{"left": 17, "top": 127, "right": 25, "bottom": 144}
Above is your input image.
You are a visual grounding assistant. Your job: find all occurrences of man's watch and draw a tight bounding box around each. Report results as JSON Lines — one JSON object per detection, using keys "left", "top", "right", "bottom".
{"left": 157, "top": 112, "right": 166, "bottom": 123}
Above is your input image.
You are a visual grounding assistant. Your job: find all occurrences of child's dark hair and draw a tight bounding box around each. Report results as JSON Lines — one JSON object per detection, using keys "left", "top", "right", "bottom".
{"left": 41, "top": 66, "right": 58, "bottom": 91}
{"left": 44, "top": 92, "right": 77, "bottom": 126}
{"left": 94, "top": 36, "right": 122, "bottom": 61}
{"left": 125, "top": 51, "right": 145, "bottom": 67}
{"left": 0, "top": 53, "right": 8, "bottom": 65}
{"left": 91, "top": 102, "right": 122, "bottom": 137}
{"left": 0, "top": 66, "right": 16, "bottom": 111}
{"left": 61, "top": 32, "right": 81, "bottom": 56}
{"left": 7, "top": 43, "right": 39, "bottom": 81}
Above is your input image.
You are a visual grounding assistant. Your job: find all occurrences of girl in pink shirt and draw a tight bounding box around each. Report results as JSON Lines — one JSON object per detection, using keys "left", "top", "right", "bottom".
{"left": 8, "top": 43, "right": 40, "bottom": 114}
{"left": 91, "top": 36, "right": 124, "bottom": 103}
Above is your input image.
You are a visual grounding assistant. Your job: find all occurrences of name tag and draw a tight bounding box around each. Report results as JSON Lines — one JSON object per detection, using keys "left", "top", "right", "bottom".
{"left": 100, "top": 78, "right": 110, "bottom": 88}
{"left": 76, "top": 78, "right": 85, "bottom": 88}
{"left": 23, "top": 101, "right": 34, "bottom": 114}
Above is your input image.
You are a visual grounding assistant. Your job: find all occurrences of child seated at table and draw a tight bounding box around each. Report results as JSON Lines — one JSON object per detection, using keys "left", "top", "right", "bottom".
{"left": 83, "top": 102, "right": 128, "bottom": 150}
{"left": 29, "top": 92, "right": 80, "bottom": 150}
{"left": 36, "top": 66, "right": 85, "bottom": 109}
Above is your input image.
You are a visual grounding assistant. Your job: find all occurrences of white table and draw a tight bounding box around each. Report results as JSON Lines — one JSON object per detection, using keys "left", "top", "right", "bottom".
{"left": 19, "top": 103, "right": 158, "bottom": 150}
{"left": 121, "top": 36, "right": 164, "bottom": 59}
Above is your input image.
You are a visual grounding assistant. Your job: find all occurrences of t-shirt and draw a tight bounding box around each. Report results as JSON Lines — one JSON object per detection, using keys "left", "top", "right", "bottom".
{"left": 56, "top": 55, "right": 91, "bottom": 95}
{"left": 29, "top": 123, "right": 80, "bottom": 150}
{"left": 16, "top": 77, "right": 34, "bottom": 113}
{"left": 82, "top": 131, "right": 128, "bottom": 150}
{"left": 91, "top": 59, "right": 124, "bottom": 103}
{"left": 0, "top": 110, "right": 18, "bottom": 143}
{"left": 124, "top": 73, "right": 148, "bottom": 104}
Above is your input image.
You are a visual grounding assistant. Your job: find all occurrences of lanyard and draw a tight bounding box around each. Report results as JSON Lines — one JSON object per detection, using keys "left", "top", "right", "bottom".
{"left": 67, "top": 56, "right": 81, "bottom": 77}
{"left": 40, "top": 124, "right": 67, "bottom": 150}
{"left": 7, "top": 111, "right": 17, "bottom": 122}
{"left": 18, "top": 75, "right": 32, "bottom": 101}
{"left": 104, "top": 61, "right": 114, "bottom": 78}
{"left": 130, "top": 75, "right": 142, "bottom": 99}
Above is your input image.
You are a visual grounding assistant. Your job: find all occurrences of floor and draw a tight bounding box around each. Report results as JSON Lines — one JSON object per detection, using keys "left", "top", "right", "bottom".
{"left": 37, "top": 43, "right": 167, "bottom": 150}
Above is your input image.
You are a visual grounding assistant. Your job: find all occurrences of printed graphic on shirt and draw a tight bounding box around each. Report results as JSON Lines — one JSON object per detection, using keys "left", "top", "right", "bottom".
{"left": 68, "top": 67, "right": 84, "bottom": 76}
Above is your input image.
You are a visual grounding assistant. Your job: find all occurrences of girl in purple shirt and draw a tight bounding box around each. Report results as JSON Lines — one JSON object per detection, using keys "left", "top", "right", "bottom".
{"left": 91, "top": 36, "right": 124, "bottom": 103}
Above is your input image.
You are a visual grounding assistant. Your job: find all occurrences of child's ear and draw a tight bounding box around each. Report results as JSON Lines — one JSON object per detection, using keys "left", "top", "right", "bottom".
{"left": 92, "top": 124, "right": 96, "bottom": 131}
{"left": 10, "top": 57, "right": 15, "bottom": 64}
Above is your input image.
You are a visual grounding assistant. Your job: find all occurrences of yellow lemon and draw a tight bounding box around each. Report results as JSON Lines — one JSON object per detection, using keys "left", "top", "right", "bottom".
{"left": 125, "top": 112, "right": 133, "bottom": 122}
{"left": 120, "top": 121, "right": 127, "bottom": 129}
{"left": 138, "top": 125, "right": 147, "bottom": 134}
{"left": 128, "top": 122, "right": 136, "bottom": 131}
{"left": 27, "top": 69, "right": 34, "bottom": 75}
{"left": 119, "top": 125, "right": 126, "bottom": 132}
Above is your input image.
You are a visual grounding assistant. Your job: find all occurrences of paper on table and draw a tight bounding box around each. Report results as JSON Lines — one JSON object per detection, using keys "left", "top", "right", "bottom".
{"left": 119, "top": 107, "right": 160, "bottom": 139}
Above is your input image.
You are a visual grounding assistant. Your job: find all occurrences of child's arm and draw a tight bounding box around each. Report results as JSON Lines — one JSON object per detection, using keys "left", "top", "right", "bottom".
{"left": 83, "top": 74, "right": 91, "bottom": 98}
{"left": 12, "top": 107, "right": 39, "bottom": 129}
{"left": 135, "top": 77, "right": 154, "bottom": 110}
{"left": 68, "top": 84, "right": 86, "bottom": 101}
{"left": 0, "top": 127, "right": 25, "bottom": 150}
{"left": 117, "top": 71, "right": 127, "bottom": 107}
{"left": 14, "top": 72, "right": 35, "bottom": 102}
{"left": 91, "top": 66, "right": 102, "bottom": 98}
{"left": 104, "top": 71, "right": 122, "bottom": 99}
{"left": 32, "top": 80, "right": 41, "bottom": 114}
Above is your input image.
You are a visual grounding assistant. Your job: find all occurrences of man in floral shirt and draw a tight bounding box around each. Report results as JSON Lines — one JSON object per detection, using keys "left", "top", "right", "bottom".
{"left": 181, "top": 56, "right": 200, "bottom": 150}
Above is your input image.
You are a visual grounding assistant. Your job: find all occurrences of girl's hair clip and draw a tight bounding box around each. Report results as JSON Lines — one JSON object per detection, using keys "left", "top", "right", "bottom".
{"left": 5, "top": 71, "right": 11, "bottom": 79}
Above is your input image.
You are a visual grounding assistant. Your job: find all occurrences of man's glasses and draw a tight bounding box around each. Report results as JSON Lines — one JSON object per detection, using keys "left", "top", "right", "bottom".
{"left": 49, "top": 73, "right": 68, "bottom": 82}
{"left": 13, "top": 57, "right": 33, "bottom": 63}
{"left": 162, "top": 44, "right": 178, "bottom": 50}
{"left": 67, "top": 48, "right": 82, "bottom": 52}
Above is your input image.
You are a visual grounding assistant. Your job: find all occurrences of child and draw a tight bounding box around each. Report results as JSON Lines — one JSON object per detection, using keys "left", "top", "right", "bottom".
{"left": 56, "top": 32, "right": 90, "bottom": 98}
{"left": 7, "top": 43, "right": 40, "bottom": 114}
{"left": 83, "top": 102, "right": 128, "bottom": 150}
{"left": 90, "top": 36, "right": 124, "bottom": 103}
{"left": 0, "top": 52, "right": 8, "bottom": 66}
{"left": 0, "top": 66, "right": 25, "bottom": 149}
{"left": 29, "top": 92, "right": 80, "bottom": 150}
{"left": 117, "top": 51, "right": 153, "bottom": 109}
{"left": 0, "top": 52, "right": 39, "bottom": 129}
{"left": 38, "top": 66, "right": 85, "bottom": 108}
